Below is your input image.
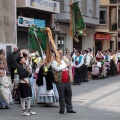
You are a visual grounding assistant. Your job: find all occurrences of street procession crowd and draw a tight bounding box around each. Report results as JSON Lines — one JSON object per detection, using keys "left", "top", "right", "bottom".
{"left": 0, "top": 47, "right": 120, "bottom": 116}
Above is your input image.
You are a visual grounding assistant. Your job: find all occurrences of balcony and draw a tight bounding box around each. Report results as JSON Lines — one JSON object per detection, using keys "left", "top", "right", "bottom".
{"left": 110, "top": 0, "right": 117, "bottom": 3}
{"left": 110, "top": 23, "right": 117, "bottom": 31}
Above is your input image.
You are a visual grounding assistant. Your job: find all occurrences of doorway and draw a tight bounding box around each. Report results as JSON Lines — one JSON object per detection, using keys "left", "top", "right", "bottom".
{"left": 95, "top": 40, "right": 102, "bottom": 54}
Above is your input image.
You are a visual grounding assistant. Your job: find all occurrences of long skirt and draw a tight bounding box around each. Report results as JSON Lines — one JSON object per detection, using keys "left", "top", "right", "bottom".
{"left": 117, "top": 61, "right": 120, "bottom": 74}
{"left": 30, "top": 75, "right": 37, "bottom": 102}
{"left": 0, "top": 87, "right": 13, "bottom": 107}
{"left": 110, "top": 60, "right": 117, "bottom": 76}
{"left": 37, "top": 77, "right": 59, "bottom": 103}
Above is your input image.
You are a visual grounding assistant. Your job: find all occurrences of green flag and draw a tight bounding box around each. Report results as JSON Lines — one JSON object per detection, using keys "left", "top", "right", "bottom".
{"left": 70, "top": 1, "right": 86, "bottom": 41}
{"left": 28, "top": 25, "right": 47, "bottom": 58}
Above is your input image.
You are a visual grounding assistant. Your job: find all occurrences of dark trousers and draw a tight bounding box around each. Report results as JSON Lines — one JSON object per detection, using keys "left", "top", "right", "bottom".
{"left": 74, "top": 67, "right": 83, "bottom": 84}
{"left": 56, "top": 82, "right": 73, "bottom": 112}
{"left": 82, "top": 64, "right": 88, "bottom": 81}
{"left": 11, "top": 68, "right": 16, "bottom": 83}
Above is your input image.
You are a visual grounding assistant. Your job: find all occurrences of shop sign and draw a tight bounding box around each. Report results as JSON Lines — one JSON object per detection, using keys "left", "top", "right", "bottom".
{"left": 95, "top": 33, "right": 110, "bottom": 40}
{"left": 18, "top": 16, "right": 45, "bottom": 28}
{"left": 31, "top": 0, "right": 60, "bottom": 13}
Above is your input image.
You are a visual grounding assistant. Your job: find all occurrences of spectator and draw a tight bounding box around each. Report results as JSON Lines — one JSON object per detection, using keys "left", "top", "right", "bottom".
{"left": 9, "top": 47, "right": 20, "bottom": 83}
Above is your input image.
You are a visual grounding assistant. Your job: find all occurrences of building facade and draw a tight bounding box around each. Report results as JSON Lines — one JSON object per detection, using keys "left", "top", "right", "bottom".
{"left": 95, "top": 0, "right": 120, "bottom": 53}
{"left": 17, "top": 0, "right": 60, "bottom": 52}
{"left": 54, "top": 0, "right": 99, "bottom": 53}
{"left": 0, "top": 0, "right": 16, "bottom": 57}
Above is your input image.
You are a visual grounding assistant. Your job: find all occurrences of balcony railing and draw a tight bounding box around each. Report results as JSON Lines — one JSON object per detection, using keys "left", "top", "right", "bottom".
{"left": 110, "top": 23, "right": 117, "bottom": 31}
{"left": 110, "top": 0, "right": 117, "bottom": 3}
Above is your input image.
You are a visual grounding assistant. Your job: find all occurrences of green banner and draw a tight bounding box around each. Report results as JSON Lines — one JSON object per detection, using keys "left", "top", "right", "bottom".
{"left": 70, "top": 1, "right": 86, "bottom": 38}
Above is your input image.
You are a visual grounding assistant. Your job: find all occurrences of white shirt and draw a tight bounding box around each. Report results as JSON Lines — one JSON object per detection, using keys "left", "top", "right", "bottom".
{"left": 51, "top": 59, "right": 67, "bottom": 72}
{"left": 83, "top": 54, "right": 91, "bottom": 66}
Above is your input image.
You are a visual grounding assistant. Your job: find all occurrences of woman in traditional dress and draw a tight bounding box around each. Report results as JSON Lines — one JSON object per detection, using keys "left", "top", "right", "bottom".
{"left": 110, "top": 50, "right": 117, "bottom": 76}
{"left": 36, "top": 57, "right": 59, "bottom": 107}
{"left": 95, "top": 51, "right": 105, "bottom": 77}
{"left": 0, "top": 60, "right": 13, "bottom": 109}
{"left": 117, "top": 50, "right": 120, "bottom": 74}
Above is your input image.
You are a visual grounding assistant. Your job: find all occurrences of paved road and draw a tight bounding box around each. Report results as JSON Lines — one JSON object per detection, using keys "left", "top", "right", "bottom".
{"left": 0, "top": 76, "right": 120, "bottom": 120}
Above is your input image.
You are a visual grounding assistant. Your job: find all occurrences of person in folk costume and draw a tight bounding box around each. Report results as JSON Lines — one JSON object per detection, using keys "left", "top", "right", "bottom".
{"left": 0, "top": 49, "right": 8, "bottom": 70}
{"left": 0, "top": 60, "right": 13, "bottom": 109}
{"left": 32, "top": 52, "right": 41, "bottom": 80}
{"left": 82, "top": 50, "right": 91, "bottom": 82}
{"left": 73, "top": 50, "right": 84, "bottom": 85}
{"left": 22, "top": 53, "right": 37, "bottom": 103}
{"left": 36, "top": 56, "right": 59, "bottom": 107}
{"left": 117, "top": 50, "right": 120, "bottom": 74}
{"left": 87, "top": 48, "right": 94, "bottom": 79}
{"left": 110, "top": 50, "right": 117, "bottom": 76}
{"left": 51, "top": 49, "right": 76, "bottom": 114}
{"left": 17, "top": 57, "right": 36, "bottom": 116}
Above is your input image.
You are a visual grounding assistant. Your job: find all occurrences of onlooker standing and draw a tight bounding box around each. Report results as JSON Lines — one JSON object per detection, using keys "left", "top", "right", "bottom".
{"left": 9, "top": 47, "right": 20, "bottom": 83}
{"left": 0, "top": 49, "right": 8, "bottom": 70}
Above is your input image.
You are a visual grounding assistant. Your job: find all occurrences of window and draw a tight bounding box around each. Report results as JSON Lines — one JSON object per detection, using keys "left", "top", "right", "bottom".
{"left": 92, "top": 0, "right": 96, "bottom": 17}
{"left": 99, "top": 8, "right": 107, "bottom": 24}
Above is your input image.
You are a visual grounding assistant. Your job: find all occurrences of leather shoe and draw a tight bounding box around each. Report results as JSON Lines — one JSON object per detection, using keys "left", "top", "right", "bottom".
{"left": 83, "top": 80, "right": 89, "bottom": 82}
{"left": 78, "top": 82, "right": 81, "bottom": 85}
{"left": 59, "top": 110, "right": 64, "bottom": 114}
{"left": 67, "top": 110, "right": 76, "bottom": 113}
{"left": 72, "top": 82, "right": 78, "bottom": 85}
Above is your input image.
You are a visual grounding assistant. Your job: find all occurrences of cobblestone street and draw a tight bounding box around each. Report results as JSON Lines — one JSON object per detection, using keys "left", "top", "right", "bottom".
{"left": 0, "top": 76, "right": 120, "bottom": 120}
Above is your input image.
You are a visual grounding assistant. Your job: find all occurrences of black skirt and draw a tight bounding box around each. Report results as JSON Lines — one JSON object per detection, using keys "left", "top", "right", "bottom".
{"left": 88, "top": 66, "right": 92, "bottom": 72}
{"left": 19, "top": 83, "right": 32, "bottom": 99}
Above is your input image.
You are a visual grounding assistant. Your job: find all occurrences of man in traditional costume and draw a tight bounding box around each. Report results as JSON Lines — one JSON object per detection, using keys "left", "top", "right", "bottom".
{"left": 73, "top": 50, "right": 84, "bottom": 85}
{"left": 51, "top": 49, "right": 76, "bottom": 114}
{"left": 17, "top": 57, "right": 36, "bottom": 116}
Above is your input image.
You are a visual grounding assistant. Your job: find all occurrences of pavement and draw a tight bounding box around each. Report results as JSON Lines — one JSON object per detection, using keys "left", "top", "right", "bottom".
{"left": 0, "top": 75, "right": 120, "bottom": 120}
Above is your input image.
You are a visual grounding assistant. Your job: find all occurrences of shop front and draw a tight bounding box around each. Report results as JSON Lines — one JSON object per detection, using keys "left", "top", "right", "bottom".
{"left": 17, "top": 0, "right": 60, "bottom": 51}
{"left": 95, "top": 33, "right": 110, "bottom": 54}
